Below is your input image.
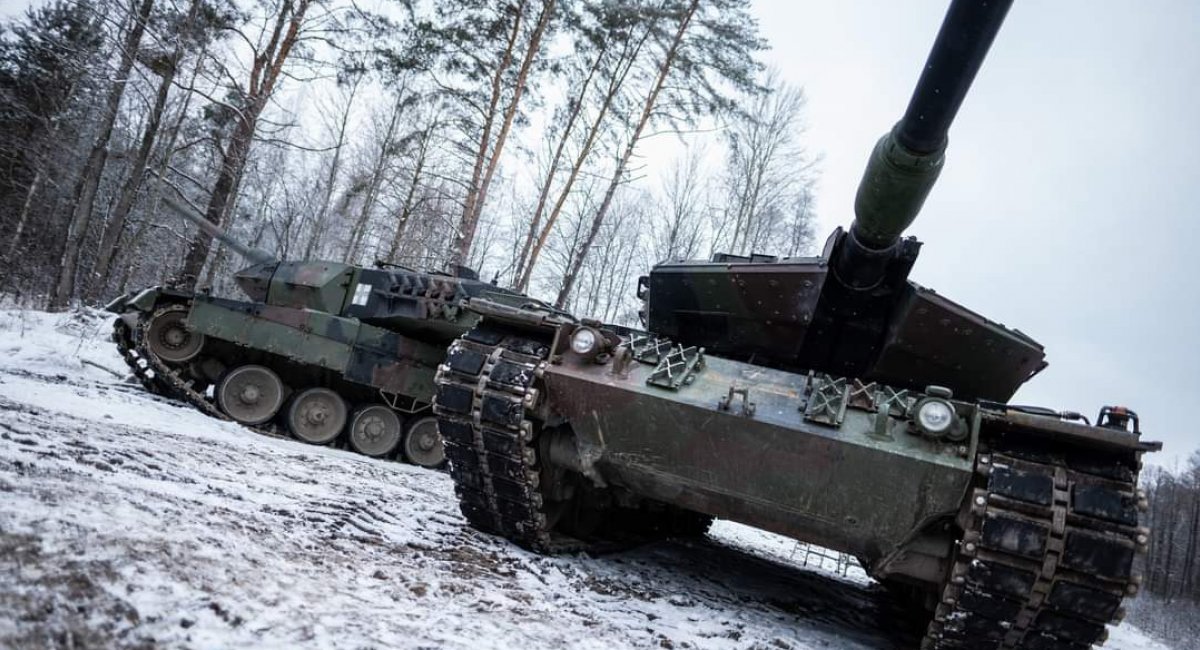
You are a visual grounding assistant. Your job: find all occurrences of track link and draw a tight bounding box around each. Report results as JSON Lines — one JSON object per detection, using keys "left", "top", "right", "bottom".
{"left": 112, "top": 312, "right": 180, "bottom": 399}
{"left": 113, "top": 303, "right": 453, "bottom": 468}
{"left": 433, "top": 322, "right": 560, "bottom": 550}
{"left": 923, "top": 434, "right": 1147, "bottom": 649}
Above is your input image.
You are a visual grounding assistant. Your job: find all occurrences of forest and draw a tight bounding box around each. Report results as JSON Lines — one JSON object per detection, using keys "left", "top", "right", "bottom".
{"left": 0, "top": 0, "right": 817, "bottom": 324}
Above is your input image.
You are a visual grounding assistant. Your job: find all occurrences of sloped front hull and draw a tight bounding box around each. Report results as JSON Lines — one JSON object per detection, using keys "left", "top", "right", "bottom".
{"left": 542, "top": 353, "right": 974, "bottom": 564}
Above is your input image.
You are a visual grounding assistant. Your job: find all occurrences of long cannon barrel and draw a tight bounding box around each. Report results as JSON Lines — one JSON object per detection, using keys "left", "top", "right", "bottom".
{"left": 156, "top": 188, "right": 276, "bottom": 266}
{"left": 849, "top": 0, "right": 1013, "bottom": 254}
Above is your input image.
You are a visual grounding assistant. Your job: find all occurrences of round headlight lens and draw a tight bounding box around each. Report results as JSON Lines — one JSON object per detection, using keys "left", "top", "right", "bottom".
{"left": 571, "top": 328, "right": 598, "bottom": 355}
{"left": 917, "top": 399, "right": 955, "bottom": 434}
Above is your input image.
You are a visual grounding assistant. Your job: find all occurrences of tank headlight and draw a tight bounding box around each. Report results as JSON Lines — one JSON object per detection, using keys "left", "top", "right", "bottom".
{"left": 570, "top": 328, "right": 599, "bottom": 355}
{"left": 916, "top": 399, "right": 956, "bottom": 436}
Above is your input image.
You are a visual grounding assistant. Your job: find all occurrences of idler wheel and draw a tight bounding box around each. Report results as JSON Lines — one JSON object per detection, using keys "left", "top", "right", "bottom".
{"left": 286, "top": 387, "right": 348, "bottom": 444}
{"left": 348, "top": 405, "right": 402, "bottom": 457}
{"left": 146, "top": 307, "right": 205, "bottom": 363}
{"left": 217, "top": 365, "right": 286, "bottom": 425}
{"left": 402, "top": 415, "right": 445, "bottom": 468}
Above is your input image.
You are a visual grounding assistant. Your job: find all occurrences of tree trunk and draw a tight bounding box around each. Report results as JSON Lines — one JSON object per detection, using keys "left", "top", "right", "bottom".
{"left": 554, "top": 0, "right": 698, "bottom": 308}
{"left": 89, "top": 9, "right": 196, "bottom": 299}
{"left": 1164, "top": 481, "right": 1179, "bottom": 599}
{"left": 0, "top": 170, "right": 43, "bottom": 290}
{"left": 455, "top": 0, "right": 556, "bottom": 269}
{"left": 200, "top": 165, "right": 249, "bottom": 289}
{"left": 450, "top": 3, "right": 525, "bottom": 268}
{"left": 48, "top": 0, "right": 156, "bottom": 311}
{"left": 385, "top": 124, "right": 432, "bottom": 262}
{"left": 518, "top": 22, "right": 651, "bottom": 293}
{"left": 175, "top": 0, "right": 310, "bottom": 288}
{"left": 512, "top": 47, "right": 603, "bottom": 287}
{"left": 115, "top": 39, "right": 206, "bottom": 293}
{"left": 1183, "top": 492, "right": 1200, "bottom": 596}
{"left": 344, "top": 98, "right": 403, "bottom": 264}
{"left": 304, "top": 78, "right": 359, "bottom": 260}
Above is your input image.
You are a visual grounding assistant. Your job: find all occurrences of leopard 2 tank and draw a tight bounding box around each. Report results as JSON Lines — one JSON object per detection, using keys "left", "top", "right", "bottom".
{"left": 432, "top": 1, "right": 1162, "bottom": 647}
{"left": 107, "top": 191, "right": 531, "bottom": 468}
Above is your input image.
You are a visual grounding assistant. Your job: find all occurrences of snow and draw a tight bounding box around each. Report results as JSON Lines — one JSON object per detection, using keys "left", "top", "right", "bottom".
{"left": 0, "top": 308, "right": 1178, "bottom": 649}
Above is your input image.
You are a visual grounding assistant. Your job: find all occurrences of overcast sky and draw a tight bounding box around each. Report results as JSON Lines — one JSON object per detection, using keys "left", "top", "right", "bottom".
{"left": 741, "top": 0, "right": 1199, "bottom": 465}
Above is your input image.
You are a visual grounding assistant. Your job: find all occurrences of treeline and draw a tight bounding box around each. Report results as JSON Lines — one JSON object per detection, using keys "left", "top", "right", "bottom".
{"left": 1128, "top": 455, "right": 1200, "bottom": 645}
{"left": 0, "top": 0, "right": 817, "bottom": 323}
{"left": 1143, "top": 456, "right": 1200, "bottom": 600}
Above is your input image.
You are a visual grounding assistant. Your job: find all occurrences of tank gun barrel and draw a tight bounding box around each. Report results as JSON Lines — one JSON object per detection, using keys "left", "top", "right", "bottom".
{"left": 849, "top": 0, "right": 1012, "bottom": 255}
{"left": 156, "top": 188, "right": 276, "bottom": 266}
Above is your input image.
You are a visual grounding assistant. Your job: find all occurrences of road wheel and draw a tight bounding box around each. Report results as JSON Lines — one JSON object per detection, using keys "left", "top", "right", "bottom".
{"left": 286, "top": 387, "right": 348, "bottom": 444}
{"left": 348, "top": 405, "right": 402, "bottom": 457}
{"left": 216, "top": 365, "right": 285, "bottom": 425}
{"left": 402, "top": 415, "right": 445, "bottom": 468}
{"left": 146, "top": 306, "right": 205, "bottom": 363}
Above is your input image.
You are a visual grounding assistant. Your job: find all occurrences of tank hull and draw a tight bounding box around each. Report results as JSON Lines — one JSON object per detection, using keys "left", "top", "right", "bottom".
{"left": 107, "top": 286, "right": 461, "bottom": 467}
{"left": 185, "top": 297, "right": 446, "bottom": 400}
{"left": 542, "top": 352, "right": 973, "bottom": 563}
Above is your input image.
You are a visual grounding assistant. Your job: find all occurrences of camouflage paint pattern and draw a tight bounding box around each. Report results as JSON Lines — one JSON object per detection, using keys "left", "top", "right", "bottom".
{"left": 265, "top": 261, "right": 357, "bottom": 313}
{"left": 543, "top": 346, "right": 974, "bottom": 561}
{"left": 185, "top": 297, "right": 443, "bottom": 400}
{"left": 106, "top": 249, "right": 534, "bottom": 412}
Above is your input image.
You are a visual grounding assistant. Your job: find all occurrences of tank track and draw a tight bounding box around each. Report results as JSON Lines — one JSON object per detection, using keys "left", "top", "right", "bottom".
{"left": 433, "top": 321, "right": 712, "bottom": 553}
{"left": 112, "top": 303, "right": 290, "bottom": 441}
{"left": 923, "top": 435, "right": 1147, "bottom": 649}
{"left": 112, "top": 313, "right": 180, "bottom": 399}
{"left": 113, "top": 303, "right": 450, "bottom": 466}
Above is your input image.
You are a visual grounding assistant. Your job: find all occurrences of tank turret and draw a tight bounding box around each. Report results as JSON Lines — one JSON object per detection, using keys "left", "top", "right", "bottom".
{"left": 153, "top": 181, "right": 522, "bottom": 332}
{"left": 641, "top": 0, "right": 1042, "bottom": 402}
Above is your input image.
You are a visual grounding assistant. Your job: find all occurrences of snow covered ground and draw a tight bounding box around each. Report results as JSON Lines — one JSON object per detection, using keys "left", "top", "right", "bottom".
{"left": 0, "top": 308, "right": 1176, "bottom": 649}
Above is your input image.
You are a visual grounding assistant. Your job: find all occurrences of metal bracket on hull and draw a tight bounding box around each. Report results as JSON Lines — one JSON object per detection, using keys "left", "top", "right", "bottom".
{"left": 717, "top": 385, "right": 757, "bottom": 417}
{"left": 646, "top": 345, "right": 705, "bottom": 390}
{"left": 628, "top": 332, "right": 674, "bottom": 364}
{"left": 804, "top": 373, "right": 849, "bottom": 426}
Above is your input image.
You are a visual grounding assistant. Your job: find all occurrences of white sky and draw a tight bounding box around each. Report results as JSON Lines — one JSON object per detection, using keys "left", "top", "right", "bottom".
{"left": 741, "top": 0, "right": 1199, "bottom": 464}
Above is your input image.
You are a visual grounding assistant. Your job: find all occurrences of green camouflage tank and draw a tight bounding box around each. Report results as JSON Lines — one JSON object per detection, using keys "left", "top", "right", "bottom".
{"left": 107, "top": 192, "right": 531, "bottom": 467}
